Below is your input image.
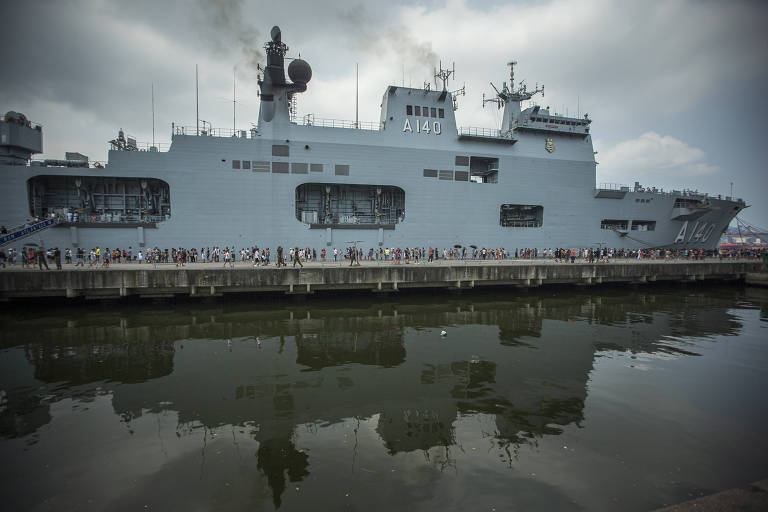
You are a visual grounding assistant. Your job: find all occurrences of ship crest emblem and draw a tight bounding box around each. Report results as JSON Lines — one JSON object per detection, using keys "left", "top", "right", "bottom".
{"left": 545, "top": 138, "right": 555, "bottom": 153}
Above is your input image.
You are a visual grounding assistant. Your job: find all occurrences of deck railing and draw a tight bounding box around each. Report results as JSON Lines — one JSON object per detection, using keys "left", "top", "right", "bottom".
{"left": 596, "top": 183, "right": 743, "bottom": 203}
{"left": 173, "top": 117, "right": 384, "bottom": 138}
{"left": 298, "top": 115, "right": 383, "bottom": 131}
{"left": 458, "top": 127, "right": 513, "bottom": 139}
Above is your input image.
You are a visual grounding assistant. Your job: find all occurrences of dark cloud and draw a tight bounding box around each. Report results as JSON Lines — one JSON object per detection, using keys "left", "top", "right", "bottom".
{"left": 194, "top": 0, "right": 265, "bottom": 77}
{"left": 337, "top": 5, "right": 438, "bottom": 77}
{"left": 0, "top": 0, "right": 765, "bottom": 225}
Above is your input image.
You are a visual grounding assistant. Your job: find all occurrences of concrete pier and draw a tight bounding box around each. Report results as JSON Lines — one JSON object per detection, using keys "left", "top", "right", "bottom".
{"left": 1, "top": 260, "right": 765, "bottom": 302}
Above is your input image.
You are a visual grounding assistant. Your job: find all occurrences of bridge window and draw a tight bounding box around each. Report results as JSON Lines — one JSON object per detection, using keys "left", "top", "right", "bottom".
{"left": 232, "top": 160, "right": 240, "bottom": 169}
{"left": 406, "top": 105, "right": 413, "bottom": 116}
{"left": 414, "top": 106, "right": 421, "bottom": 116}
{"left": 500, "top": 204, "right": 543, "bottom": 227}
{"left": 439, "top": 108, "right": 445, "bottom": 118}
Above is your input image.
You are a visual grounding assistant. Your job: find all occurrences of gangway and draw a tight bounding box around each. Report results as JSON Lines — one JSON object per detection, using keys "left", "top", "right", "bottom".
{"left": 0, "top": 218, "right": 59, "bottom": 247}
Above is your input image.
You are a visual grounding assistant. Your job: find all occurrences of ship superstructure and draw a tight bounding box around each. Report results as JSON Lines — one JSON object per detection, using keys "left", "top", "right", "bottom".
{"left": 0, "top": 26, "right": 746, "bottom": 252}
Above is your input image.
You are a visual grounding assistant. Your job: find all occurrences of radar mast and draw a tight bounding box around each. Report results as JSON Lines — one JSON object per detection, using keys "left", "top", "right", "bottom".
{"left": 485, "top": 60, "right": 544, "bottom": 108}
{"left": 434, "top": 61, "right": 465, "bottom": 110}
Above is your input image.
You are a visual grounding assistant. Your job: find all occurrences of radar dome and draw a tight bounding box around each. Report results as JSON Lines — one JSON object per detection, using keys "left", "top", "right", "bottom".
{"left": 4, "top": 111, "right": 27, "bottom": 124}
{"left": 288, "top": 59, "right": 312, "bottom": 85}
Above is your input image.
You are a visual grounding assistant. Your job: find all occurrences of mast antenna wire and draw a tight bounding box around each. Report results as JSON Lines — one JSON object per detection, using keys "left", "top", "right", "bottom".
{"left": 151, "top": 83, "right": 155, "bottom": 147}
{"left": 196, "top": 65, "right": 199, "bottom": 136}
{"left": 233, "top": 69, "right": 236, "bottom": 133}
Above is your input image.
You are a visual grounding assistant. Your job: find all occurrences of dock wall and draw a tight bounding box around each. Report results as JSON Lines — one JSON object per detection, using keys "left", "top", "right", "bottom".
{"left": 1, "top": 261, "right": 766, "bottom": 301}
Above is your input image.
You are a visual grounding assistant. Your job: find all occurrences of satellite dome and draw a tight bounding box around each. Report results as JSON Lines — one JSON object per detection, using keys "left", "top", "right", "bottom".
{"left": 4, "top": 111, "right": 27, "bottom": 124}
{"left": 288, "top": 59, "right": 312, "bottom": 85}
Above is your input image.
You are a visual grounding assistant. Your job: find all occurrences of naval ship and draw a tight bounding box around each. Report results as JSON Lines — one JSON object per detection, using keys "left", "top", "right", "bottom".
{"left": 0, "top": 26, "right": 745, "bottom": 253}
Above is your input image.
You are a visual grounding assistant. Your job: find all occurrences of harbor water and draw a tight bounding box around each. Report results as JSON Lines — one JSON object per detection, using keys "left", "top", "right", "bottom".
{"left": 1, "top": 284, "right": 767, "bottom": 511}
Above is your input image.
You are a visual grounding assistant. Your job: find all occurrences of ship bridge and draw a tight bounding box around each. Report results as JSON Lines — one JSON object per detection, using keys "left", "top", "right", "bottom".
{"left": 514, "top": 106, "right": 591, "bottom": 137}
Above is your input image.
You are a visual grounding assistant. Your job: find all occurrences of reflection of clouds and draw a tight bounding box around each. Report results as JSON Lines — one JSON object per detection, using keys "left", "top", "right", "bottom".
{"left": 0, "top": 287, "right": 754, "bottom": 469}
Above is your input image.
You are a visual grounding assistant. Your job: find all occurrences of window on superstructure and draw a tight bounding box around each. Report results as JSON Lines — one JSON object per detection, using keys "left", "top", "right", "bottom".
{"left": 414, "top": 106, "right": 421, "bottom": 116}
{"left": 272, "top": 144, "right": 289, "bottom": 157}
{"left": 291, "top": 163, "right": 308, "bottom": 174}
{"left": 431, "top": 107, "right": 436, "bottom": 118}
{"left": 407, "top": 105, "right": 413, "bottom": 115}
{"left": 310, "top": 163, "right": 323, "bottom": 172}
{"left": 455, "top": 156, "right": 469, "bottom": 166}
{"left": 242, "top": 160, "right": 250, "bottom": 170}
{"left": 439, "top": 108, "right": 445, "bottom": 118}
{"left": 454, "top": 171, "right": 469, "bottom": 181}
{"left": 631, "top": 220, "right": 656, "bottom": 231}
{"left": 601, "top": 219, "right": 628, "bottom": 231}
{"left": 469, "top": 156, "right": 499, "bottom": 184}
{"left": 423, "top": 169, "right": 437, "bottom": 178}
{"left": 423, "top": 106, "right": 428, "bottom": 116}
{"left": 439, "top": 170, "right": 453, "bottom": 180}
{"left": 232, "top": 160, "right": 240, "bottom": 169}
{"left": 272, "top": 162, "right": 289, "bottom": 173}
{"left": 500, "top": 205, "right": 543, "bottom": 228}
{"left": 673, "top": 198, "right": 703, "bottom": 209}
{"left": 252, "top": 161, "right": 270, "bottom": 172}
{"left": 335, "top": 164, "right": 350, "bottom": 176}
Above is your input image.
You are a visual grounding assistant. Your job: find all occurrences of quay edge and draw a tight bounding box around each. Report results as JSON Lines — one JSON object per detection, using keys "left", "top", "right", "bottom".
{"left": 0, "top": 261, "right": 766, "bottom": 302}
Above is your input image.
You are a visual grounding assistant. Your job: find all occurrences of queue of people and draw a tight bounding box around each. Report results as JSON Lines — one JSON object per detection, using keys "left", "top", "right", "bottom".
{"left": 0, "top": 243, "right": 764, "bottom": 270}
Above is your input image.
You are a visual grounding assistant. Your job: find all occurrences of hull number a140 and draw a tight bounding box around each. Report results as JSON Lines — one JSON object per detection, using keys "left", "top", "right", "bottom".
{"left": 403, "top": 118, "right": 441, "bottom": 135}
{"left": 674, "top": 220, "right": 715, "bottom": 244}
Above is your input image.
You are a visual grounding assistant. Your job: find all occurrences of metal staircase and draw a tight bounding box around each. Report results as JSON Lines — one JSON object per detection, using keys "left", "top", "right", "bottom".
{"left": 0, "top": 218, "right": 59, "bottom": 247}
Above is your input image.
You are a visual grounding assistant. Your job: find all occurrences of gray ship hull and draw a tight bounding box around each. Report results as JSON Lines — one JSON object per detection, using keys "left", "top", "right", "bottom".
{"left": 0, "top": 26, "right": 744, "bottom": 254}
{"left": 0, "top": 126, "right": 741, "bottom": 253}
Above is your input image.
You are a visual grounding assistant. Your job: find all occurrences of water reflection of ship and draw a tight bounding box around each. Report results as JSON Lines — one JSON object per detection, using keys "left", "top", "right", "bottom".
{"left": 0, "top": 286, "right": 756, "bottom": 505}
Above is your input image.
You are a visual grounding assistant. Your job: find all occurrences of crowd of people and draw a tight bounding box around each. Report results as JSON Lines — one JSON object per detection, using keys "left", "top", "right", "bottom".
{"left": 1, "top": 243, "right": 765, "bottom": 270}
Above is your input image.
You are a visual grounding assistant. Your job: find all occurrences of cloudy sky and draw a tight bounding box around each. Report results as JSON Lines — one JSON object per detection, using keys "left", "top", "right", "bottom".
{"left": 2, "top": 0, "right": 767, "bottom": 227}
